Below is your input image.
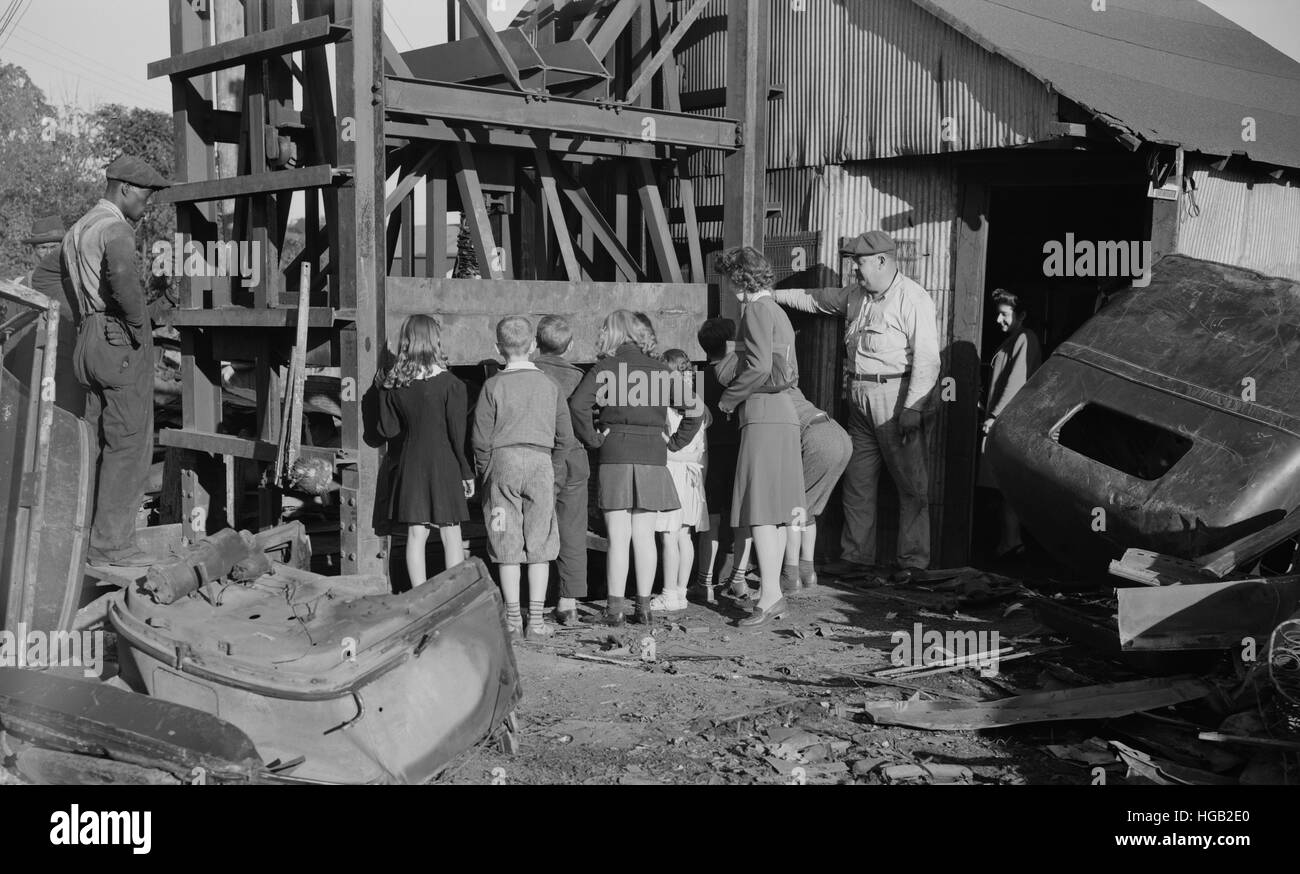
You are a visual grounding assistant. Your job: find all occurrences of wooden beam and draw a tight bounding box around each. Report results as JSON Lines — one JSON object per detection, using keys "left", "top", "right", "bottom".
{"left": 1198, "top": 512, "right": 1300, "bottom": 579}
{"left": 148, "top": 15, "right": 347, "bottom": 79}
{"left": 454, "top": 143, "right": 505, "bottom": 279}
{"left": 588, "top": 0, "right": 640, "bottom": 58}
{"left": 554, "top": 162, "right": 640, "bottom": 281}
{"left": 335, "top": 0, "right": 387, "bottom": 575}
{"left": 573, "top": 0, "right": 609, "bottom": 42}
{"left": 721, "top": 0, "right": 770, "bottom": 320}
{"left": 385, "top": 146, "right": 443, "bottom": 215}
{"left": 426, "top": 157, "right": 448, "bottom": 278}
{"left": 385, "top": 77, "right": 739, "bottom": 150}
{"left": 636, "top": 159, "right": 682, "bottom": 282}
{"left": 384, "top": 121, "right": 666, "bottom": 159}
{"left": 623, "top": 0, "right": 710, "bottom": 104}
{"left": 1117, "top": 576, "right": 1300, "bottom": 651}
{"left": 659, "top": 32, "right": 704, "bottom": 281}
{"left": 534, "top": 149, "right": 581, "bottom": 281}
{"left": 154, "top": 164, "right": 347, "bottom": 204}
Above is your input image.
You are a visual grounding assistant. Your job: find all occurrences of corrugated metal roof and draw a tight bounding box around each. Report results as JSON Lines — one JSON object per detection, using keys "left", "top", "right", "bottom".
{"left": 680, "top": 0, "right": 1054, "bottom": 172}
{"left": 1177, "top": 156, "right": 1300, "bottom": 280}
{"left": 913, "top": 0, "right": 1300, "bottom": 169}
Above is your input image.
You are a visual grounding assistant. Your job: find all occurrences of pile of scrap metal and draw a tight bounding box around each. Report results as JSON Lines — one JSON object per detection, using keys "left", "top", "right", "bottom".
{"left": 1, "top": 523, "right": 521, "bottom": 785}
{"left": 987, "top": 254, "right": 1300, "bottom": 577}
{"left": 979, "top": 255, "right": 1300, "bottom": 781}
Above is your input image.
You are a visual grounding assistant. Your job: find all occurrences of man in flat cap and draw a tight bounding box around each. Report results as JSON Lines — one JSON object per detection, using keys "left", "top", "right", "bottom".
{"left": 10, "top": 214, "right": 87, "bottom": 414}
{"left": 773, "top": 231, "right": 940, "bottom": 582}
{"left": 61, "top": 154, "right": 170, "bottom": 567}
{"left": 16, "top": 215, "right": 65, "bottom": 283}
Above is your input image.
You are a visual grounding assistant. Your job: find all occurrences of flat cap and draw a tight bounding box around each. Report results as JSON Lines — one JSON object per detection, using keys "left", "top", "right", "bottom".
{"left": 840, "top": 231, "right": 896, "bottom": 258}
{"left": 23, "top": 215, "right": 65, "bottom": 245}
{"left": 105, "top": 155, "right": 170, "bottom": 189}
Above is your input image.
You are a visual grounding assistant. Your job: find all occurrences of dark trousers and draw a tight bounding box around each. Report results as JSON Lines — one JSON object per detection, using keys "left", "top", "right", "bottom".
{"left": 553, "top": 448, "right": 590, "bottom": 599}
{"left": 83, "top": 341, "right": 154, "bottom": 553}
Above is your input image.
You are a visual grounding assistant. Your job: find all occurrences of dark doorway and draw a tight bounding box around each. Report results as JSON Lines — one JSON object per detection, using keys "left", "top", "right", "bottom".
{"left": 970, "top": 182, "right": 1147, "bottom": 566}
{"left": 981, "top": 184, "right": 1147, "bottom": 359}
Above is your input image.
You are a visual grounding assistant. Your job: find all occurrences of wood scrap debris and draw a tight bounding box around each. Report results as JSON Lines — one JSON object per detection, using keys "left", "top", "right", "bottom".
{"left": 861, "top": 676, "right": 1215, "bottom": 731}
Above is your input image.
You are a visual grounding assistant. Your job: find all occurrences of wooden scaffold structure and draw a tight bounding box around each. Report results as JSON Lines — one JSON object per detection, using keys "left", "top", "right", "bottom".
{"left": 151, "top": 0, "right": 769, "bottom": 576}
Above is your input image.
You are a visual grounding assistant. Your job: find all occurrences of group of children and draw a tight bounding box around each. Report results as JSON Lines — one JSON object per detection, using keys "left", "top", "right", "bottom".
{"left": 377, "top": 306, "right": 841, "bottom": 640}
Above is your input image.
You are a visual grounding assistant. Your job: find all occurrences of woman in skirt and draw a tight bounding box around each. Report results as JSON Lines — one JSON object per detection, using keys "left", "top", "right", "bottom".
{"left": 570, "top": 310, "right": 703, "bottom": 625}
{"left": 715, "top": 247, "right": 806, "bottom": 627}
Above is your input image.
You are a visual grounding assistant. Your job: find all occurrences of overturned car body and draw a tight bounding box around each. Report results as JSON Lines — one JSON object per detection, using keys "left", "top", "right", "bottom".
{"left": 987, "top": 255, "right": 1300, "bottom": 575}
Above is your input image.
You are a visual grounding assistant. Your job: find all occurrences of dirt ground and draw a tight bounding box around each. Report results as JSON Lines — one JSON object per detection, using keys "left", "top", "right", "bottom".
{"left": 440, "top": 572, "right": 1208, "bottom": 786}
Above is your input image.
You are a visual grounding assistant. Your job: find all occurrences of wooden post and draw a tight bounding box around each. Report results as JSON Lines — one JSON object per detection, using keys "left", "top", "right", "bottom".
{"left": 721, "top": 0, "right": 769, "bottom": 320}
{"left": 942, "top": 177, "right": 990, "bottom": 568}
{"left": 214, "top": 0, "right": 245, "bottom": 242}
{"left": 336, "top": 0, "right": 388, "bottom": 576}
{"left": 171, "top": 0, "right": 225, "bottom": 542}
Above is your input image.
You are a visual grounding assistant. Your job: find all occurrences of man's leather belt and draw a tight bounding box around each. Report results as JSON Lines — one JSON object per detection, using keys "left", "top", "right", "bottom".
{"left": 852, "top": 371, "right": 911, "bottom": 383}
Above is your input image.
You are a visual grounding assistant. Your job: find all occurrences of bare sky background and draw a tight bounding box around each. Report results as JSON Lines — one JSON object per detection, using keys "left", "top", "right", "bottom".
{"left": 2, "top": 1, "right": 1298, "bottom": 114}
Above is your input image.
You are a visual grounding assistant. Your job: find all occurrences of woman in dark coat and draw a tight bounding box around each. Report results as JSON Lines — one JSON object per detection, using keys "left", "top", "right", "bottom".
{"left": 570, "top": 310, "right": 702, "bottom": 626}
{"left": 715, "top": 247, "right": 806, "bottom": 627}
{"left": 980, "top": 289, "right": 1041, "bottom": 558}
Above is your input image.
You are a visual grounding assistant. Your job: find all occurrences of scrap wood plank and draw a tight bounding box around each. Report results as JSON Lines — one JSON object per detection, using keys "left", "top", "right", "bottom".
{"left": 1109, "top": 549, "right": 1221, "bottom": 586}
{"left": 1109, "top": 740, "right": 1237, "bottom": 786}
{"left": 1197, "top": 511, "right": 1300, "bottom": 579}
{"left": 14, "top": 746, "right": 179, "bottom": 786}
{"left": 0, "top": 668, "right": 263, "bottom": 782}
{"left": 1117, "top": 576, "right": 1300, "bottom": 651}
{"left": 860, "top": 676, "right": 1214, "bottom": 732}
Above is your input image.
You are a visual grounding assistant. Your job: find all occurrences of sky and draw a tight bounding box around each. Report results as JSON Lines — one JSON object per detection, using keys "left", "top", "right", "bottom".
{"left": 0, "top": 0, "right": 529, "bottom": 111}
{"left": 2, "top": 1, "right": 1298, "bottom": 114}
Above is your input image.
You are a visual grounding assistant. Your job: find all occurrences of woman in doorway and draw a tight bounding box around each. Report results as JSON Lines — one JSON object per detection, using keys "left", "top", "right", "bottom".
{"left": 981, "top": 288, "right": 1042, "bottom": 558}
{"left": 715, "top": 246, "right": 805, "bottom": 628}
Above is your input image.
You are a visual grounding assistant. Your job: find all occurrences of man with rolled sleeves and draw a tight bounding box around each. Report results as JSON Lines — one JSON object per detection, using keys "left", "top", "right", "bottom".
{"left": 773, "top": 231, "right": 940, "bottom": 581}
{"left": 61, "top": 155, "right": 170, "bottom": 567}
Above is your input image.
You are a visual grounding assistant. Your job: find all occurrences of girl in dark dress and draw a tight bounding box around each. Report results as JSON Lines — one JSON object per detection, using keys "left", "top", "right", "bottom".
{"left": 377, "top": 315, "right": 475, "bottom": 587}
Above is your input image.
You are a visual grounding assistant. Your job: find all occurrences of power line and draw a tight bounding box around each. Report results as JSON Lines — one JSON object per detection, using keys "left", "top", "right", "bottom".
{"left": 386, "top": 5, "right": 416, "bottom": 51}
{"left": 8, "top": 28, "right": 168, "bottom": 108}
{"left": 1, "top": 42, "right": 169, "bottom": 112}
{"left": 0, "top": 0, "right": 31, "bottom": 49}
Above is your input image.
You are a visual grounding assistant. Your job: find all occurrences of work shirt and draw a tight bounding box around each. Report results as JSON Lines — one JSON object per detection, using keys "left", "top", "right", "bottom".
{"left": 61, "top": 199, "right": 149, "bottom": 345}
{"left": 774, "top": 271, "right": 940, "bottom": 411}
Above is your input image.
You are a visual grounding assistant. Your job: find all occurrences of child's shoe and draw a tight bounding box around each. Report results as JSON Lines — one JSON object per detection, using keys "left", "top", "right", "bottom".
{"left": 650, "top": 590, "right": 687, "bottom": 613}
{"left": 505, "top": 619, "right": 524, "bottom": 642}
{"left": 631, "top": 595, "right": 654, "bottom": 625}
{"left": 525, "top": 622, "right": 555, "bottom": 640}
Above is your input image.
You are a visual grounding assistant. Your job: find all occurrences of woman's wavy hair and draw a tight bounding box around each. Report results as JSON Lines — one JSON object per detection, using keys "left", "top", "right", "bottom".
{"left": 596, "top": 309, "right": 656, "bottom": 358}
{"left": 991, "top": 288, "right": 1027, "bottom": 316}
{"left": 716, "top": 245, "right": 776, "bottom": 296}
{"left": 384, "top": 314, "right": 449, "bottom": 388}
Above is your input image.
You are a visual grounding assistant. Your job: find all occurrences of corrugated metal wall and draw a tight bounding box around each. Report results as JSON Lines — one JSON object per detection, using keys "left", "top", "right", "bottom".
{"left": 1177, "top": 156, "right": 1300, "bottom": 281}
{"left": 679, "top": 0, "right": 1055, "bottom": 176}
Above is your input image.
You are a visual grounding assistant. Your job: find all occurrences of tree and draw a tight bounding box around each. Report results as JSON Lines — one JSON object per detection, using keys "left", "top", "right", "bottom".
{"left": 90, "top": 104, "right": 177, "bottom": 303}
{"left": 0, "top": 63, "right": 98, "bottom": 279}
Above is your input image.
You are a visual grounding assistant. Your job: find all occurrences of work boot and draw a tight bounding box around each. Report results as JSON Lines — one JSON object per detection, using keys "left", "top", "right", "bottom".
{"left": 821, "top": 558, "right": 873, "bottom": 579}
{"left": 890, "top": 566, "right": 924, "bottom": 585}
{"left": 87, "top": 545, "right": 156, "bottom": 568}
